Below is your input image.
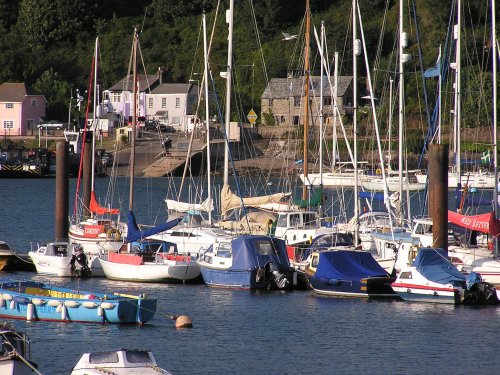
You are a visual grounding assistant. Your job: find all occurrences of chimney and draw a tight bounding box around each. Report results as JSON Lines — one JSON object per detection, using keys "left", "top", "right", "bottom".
{"left": 157, "top": 67, "right": 164, "bottom": 84}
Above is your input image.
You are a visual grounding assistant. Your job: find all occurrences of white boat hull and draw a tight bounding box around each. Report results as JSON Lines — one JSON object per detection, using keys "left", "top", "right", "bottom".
{"left": 99, "top": 258, "right": 200, "bottom": 282}
{"left": 28, "top": 251, "right": 104, "bottom": 277}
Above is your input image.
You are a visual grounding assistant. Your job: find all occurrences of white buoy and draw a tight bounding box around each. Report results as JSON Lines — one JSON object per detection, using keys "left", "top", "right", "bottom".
{"left": 9, "top": 300, "right": 15, "bottom": 310}
{"left": 26, "top": 303, "right": 34, "bottom": 321}
{"left": 97, "top": 306, "right": 103, "bottom": 317}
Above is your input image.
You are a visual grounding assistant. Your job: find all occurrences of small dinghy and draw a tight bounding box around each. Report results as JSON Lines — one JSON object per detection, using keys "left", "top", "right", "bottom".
{"left": 71, "top": 349, "right": 172, "bottom": 374}
{"left": 0, "top": 279, "right": 156, "bottom": 324}
{"left": 391, "top": 248, "right": 499, "bottom": 305}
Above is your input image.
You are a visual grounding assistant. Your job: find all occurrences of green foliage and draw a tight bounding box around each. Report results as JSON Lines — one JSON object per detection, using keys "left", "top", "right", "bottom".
{"left": 262, "top": 108, "right": 276, "bottom": 126}
{"left": 33, "top": 68, "right": 72, "bottom": 120}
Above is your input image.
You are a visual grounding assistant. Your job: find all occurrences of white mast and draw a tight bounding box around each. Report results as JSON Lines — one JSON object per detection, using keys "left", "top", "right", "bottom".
{"left": 492, "top": 0, "right": 498, "bottom": 257}
{"left": 223, "top": 0, "right": 234, "bottom": 194}
{"left": 129, "top": 29, "right": 138, "bottom": 212}
{"left": 332, "top": 51, "right": 339, "bottom": 169}
{"left": 398, "top": 0, "right": 405, "bottom": 223}
{"left": 319, "top": 21, "right": 325, "bottom": 186}
{"left": 353, "top": 0, "right": 360, "bottom": 244}
{"left": 203, "top": 13, "right": 212, "bottom": 225}
{"left": 438, "top": 44, "right": 442, "bottom": 144}
{"left": 454, "top": 0, "right": 462, "bottom": 183}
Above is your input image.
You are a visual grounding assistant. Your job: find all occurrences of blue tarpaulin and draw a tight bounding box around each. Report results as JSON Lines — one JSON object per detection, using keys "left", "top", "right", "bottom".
{"left": 230, "top": 235, "right": 290, "bottom": 271}
{"left": 314, "top": 251, "right": 388, "bottom": 282}
{"left": 413, "top": 248, "right": 466, "bottom": 285}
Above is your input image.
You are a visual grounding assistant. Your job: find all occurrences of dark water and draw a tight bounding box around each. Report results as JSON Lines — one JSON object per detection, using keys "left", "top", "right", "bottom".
{"left": 1, "top": 178, "right": 500, "bottom": 374}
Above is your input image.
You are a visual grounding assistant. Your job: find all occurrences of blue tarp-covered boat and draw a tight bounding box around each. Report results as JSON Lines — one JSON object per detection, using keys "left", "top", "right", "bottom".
{"left": 0, "top": 279, "right": 156, "bottom": 324}
{"left": 198, "top": 235, "right": 294, "bottom": 290}
{"left": 306, "top": 250, "right": 396, "bottom": 297}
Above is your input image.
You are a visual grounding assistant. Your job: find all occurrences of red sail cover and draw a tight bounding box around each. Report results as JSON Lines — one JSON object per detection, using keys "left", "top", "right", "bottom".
{"left": 89, "top": 192, "right": 120, "bottom": 215}
{"left": 448, "top": 211, "right": 500, "bottom": 236}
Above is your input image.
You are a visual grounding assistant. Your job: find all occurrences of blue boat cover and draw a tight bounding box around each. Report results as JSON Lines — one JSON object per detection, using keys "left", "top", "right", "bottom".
{"left": 230, "top": 235, "right": 290, "bottom": 271}
{"left": 358, "top": 191, "right": 385, "bottom": 201}
{"left": 413, "top": 248, "right": 466, "bottom": 285}
{"left": 314, "top": 251, "right": 388, "bottom": 281}
{"left": 126, "top": 211, "right": 183, "bottom": 242}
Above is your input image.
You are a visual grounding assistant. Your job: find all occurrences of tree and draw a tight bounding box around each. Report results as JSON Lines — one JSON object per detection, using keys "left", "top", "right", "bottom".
{"left": 34, "top": 68, "right": 72, "bottom": 121}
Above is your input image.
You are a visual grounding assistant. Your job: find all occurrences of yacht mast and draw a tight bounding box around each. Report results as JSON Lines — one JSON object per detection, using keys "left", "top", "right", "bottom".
{"left": 398, "top": 0, "right": 405, "bottom": 219}
{"left": 454, "top": 0, "right": 462, "bottom": 184}
{"left": 302, "top": 0, "right": 311, "bottom": 200}
{"left": 319, "top": 21, "right": 324, "bottom": 187}
{"left": 353, "top": 0, "right": 360, "bottom": 244}
{"left": 129, "top": 29, "right": 138, "bottom": 212}
{"left": 203, "top": 13, "right": 212, "bottom": 225}
{"left": 91, "top": 37, "right": 99, "bottom": 201}
{"left": 492, "top": 0, "right": 498, "bottom": 257}
{"left": 223, "top": 0, "right": 234, "bottom": 192}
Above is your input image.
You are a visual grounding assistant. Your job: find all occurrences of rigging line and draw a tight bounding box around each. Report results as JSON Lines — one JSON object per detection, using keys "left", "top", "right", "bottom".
{"left": 189, "top": 14, "right": 204, "bottom": 81}
{"left": 373, "top": 0, "right": 390, "bottom": 87}
{"left": 248, "top": 0, "right": 269, "bottom": 88}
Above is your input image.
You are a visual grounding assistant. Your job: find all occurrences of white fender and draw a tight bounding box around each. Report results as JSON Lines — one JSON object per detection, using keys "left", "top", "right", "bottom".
{"left": 0, "top": 297, "right": 4, "bottom": 308}
{"left": 100, "top": 302, "right": 115, "bottom": 310}
{"left": 83, "top": 301, "right": 98, "bottom": 309}
{"left": 2, "top": 293, "right": 13, "bottom": 301}
{"left": 26, "top": 303, "right": 34, "bottom": 321}
{"left": 97, "top": 306, "right": 103, "bottom": 317}
{"left": 31, "top": 298, "right": 45, "bottom": 306}
{"left": 64, "top": 301, "right": 79, "bottom": 308}
{"left": 9, "top": 300, "right": 15, "bottom": 310}
{"left": 56, "top": 303, "right": 63, "bottom": 313}
{"left": 61, "top": 305, "right": 67, "bottom": 320}
{"left": 48, "top": 300, "right": 61, "bottom": 307}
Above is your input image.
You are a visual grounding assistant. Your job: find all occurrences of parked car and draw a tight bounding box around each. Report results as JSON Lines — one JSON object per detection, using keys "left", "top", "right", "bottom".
{"left": 37, "top": 121, "right": 64, "bottom": 130}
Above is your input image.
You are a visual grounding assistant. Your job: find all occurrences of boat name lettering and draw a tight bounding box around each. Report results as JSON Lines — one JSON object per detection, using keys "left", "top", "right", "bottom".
{"left": 84, "top": 225, "right": 105, "bottom": 237}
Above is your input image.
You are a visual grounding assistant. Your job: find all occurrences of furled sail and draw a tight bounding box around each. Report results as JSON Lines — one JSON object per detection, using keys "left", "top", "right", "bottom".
{"left": 126, "top": 211, "right": 183, "bottom": 242}
{"left": 221, "top": 185, "right": 291, "bottom": 216}
{"left": 89, "top": 192, "right": 119, "bottom": 215}
{"left": 164, "top": 197, "right": 213, "bottom": 214}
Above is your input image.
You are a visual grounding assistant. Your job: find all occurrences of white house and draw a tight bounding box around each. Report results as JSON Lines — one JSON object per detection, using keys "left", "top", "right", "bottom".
{"left": 146, "top": 83, "right": 199, "bottom": 132}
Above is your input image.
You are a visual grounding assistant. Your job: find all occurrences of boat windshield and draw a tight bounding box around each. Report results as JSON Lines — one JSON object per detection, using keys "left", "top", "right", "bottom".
{"left": 126, "top": 350, "right": 153, "bottom": 364}
{"left": 89, "top": 352, "right": 119, "bottom": 364}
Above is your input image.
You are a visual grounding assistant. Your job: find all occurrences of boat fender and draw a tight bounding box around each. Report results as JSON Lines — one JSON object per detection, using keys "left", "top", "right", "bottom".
{"left": 26, "top": 303, "right": 34, "bottom": 321}
{"left": 48, "top": 300, "right": 62, "bottom": 307}
{"left": 61, "top": 305, "right": 67, "bottom": 320}
{"left": 83, "top": 301, "right": 99, "bottom": 309}
{"left": 100, "top": 302, "right": 115, "bottom": 310}
{"left": 0, "top": 297, "right": 3, "bottom": 308}
{"left": 9, "top": 300, "right": 15, "bottom": 310}
{"left": 107, "top": 228, "right": 121, "bottom": 241}
{"left": 31, "top": 298, "right": 46, "bottom": 306}
{"left": 97, "top": 306, "right": 103, "bottom": 317}
{"left": 2, "top": 293, "right": 13, "bottom": 301}
{"left": 64, "top": 300, "right": 80, "bottom": 308}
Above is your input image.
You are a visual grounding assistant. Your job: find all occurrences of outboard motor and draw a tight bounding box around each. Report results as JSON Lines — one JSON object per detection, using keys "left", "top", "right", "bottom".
{"left": 462, "top": 272, "right": 499, "bottom": 305}
{"left": 268, "top": 262, "right": 289, "bottom": 289}
{"left": 70, "top": 245, "right": 91, "bottom": 278}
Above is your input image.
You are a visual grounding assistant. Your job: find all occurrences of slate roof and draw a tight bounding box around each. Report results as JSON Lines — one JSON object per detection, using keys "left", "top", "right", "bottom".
{"left": 261, "top": 76, "right": 353, "bottom": 99}
{"left": 107, "top": 74, "right": 160, "bottom": 92}
{"left": 0, "top": 82, "right": 45, "bottom": 102}
{"left": 149, "top": 83, "right": 198, "bottom": 95}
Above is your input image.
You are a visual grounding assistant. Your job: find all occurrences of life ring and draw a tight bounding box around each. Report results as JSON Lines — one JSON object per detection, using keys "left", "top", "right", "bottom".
{"left": 376, "top": 168, "right": 382, "bottom": 175}
{"left": 107, "top": 228, "right": 121, "bottom": 241}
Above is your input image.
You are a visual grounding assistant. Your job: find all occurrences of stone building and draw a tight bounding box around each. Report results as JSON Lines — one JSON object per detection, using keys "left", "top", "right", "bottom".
{"left": 260, "top": 75, "right": 353, "bottom": 127}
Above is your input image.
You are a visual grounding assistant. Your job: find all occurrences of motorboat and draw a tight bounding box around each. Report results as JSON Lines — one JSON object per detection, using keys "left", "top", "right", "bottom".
{"left": 28, "top": 241, "right": 102, "bottom": 277}
{"left": 71, "top": 349, "right": 172, "bottom": 374}
{"left": 304, "top": 250, "right": 397, "bottom": 298}
{"left": 197, "top": 235, "right": 296, "bottom": 290}
{"left": 391, "top": 248, "right": 499, "bottom": 305}
{"left": 0, "top": 279, "right": 156, "bottom": 324}
{"left": 99, "top": 240, "right": 201, "bottom": 283}
{"left": 0, "top": 324, "right": 39, "bottom": 375}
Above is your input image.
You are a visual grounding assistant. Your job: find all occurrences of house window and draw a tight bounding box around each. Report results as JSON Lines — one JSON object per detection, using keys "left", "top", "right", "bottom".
{"left": 324, "top": 97, "right": 332, "bottom": 106}
{"left": 31, "top": 99, "right": 37, "bottom": 107}
{"left": 293, "top": 116, "right": 300, "bottom": 125}
{"left": 111, "top": 93, "right": 121, "bottom": 102}
{"left": 294, "top": 97, "right": 301, "bottom": 107}
{"left": 27, "top": 119, "right": 35, "bottom": 129}
{"left": 162, "top": 98, "right": 167, "bottom": 108}
{"left": 3, "top": 120, "right": 14, "bottom": 129}
{"left": 148, "top": 97, "right": 153, "bottom": 108}
{"left": 5, "top": 103, "right": 13, "bottom": 109}
{"left": 175, "top": 98, "right": 180, "bottom": 108}
{"left": 171, "top": 116, "right": 180, "bottom": 125}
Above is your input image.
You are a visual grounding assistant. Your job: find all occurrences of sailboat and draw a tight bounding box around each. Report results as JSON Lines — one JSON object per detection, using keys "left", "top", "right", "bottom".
{"left": 97, "top": 29, "right": 198, "bottom": 283}
{"left": 68, "top": 37, "right": 126, "bottom": 259}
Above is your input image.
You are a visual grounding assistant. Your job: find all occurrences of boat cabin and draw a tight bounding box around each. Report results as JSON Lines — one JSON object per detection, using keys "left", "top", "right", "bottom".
{"left": 273, "top": 211, "right": 320, "bottom": 245}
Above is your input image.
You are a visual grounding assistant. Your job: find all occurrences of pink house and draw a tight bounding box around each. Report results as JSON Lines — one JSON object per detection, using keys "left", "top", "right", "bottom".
{"left": 0, "top": 82, "right": 46, "bottom": 136}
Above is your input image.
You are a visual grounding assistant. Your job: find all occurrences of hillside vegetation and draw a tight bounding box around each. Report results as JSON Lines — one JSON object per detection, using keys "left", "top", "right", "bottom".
{"left": 0, "top": 0, "right": 496, "bottom": 140}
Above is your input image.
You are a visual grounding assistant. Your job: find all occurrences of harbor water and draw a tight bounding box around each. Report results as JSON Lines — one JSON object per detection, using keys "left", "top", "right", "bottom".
{"left": 1, "top": 177, "right": 500, "bottom": 374}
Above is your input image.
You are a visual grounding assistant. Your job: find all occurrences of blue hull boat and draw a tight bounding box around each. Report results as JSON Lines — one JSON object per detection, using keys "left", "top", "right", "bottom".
{"left": 198, "top": 235, "right": 295, "bottom": 290}
{"left": 305, "top": 250, "right": 397, "bottom": 298}
{"left": 0, "top": 279, "right": 156, "bottom": 324}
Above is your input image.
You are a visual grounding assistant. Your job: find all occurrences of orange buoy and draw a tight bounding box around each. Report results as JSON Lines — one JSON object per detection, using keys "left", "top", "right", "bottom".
{"left": 175, "top": 315, "right": 193, "bottom": 328}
